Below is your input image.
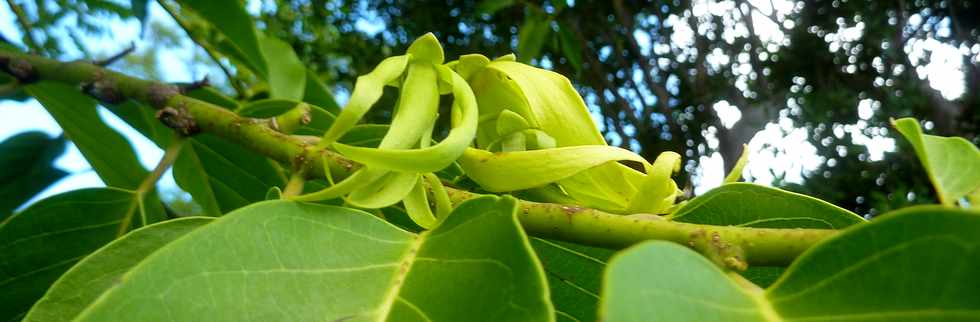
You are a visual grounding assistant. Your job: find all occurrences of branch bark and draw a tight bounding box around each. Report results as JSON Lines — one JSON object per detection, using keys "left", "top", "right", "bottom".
{"left": 0, "top": 50, "right": 838, "bottom": 266}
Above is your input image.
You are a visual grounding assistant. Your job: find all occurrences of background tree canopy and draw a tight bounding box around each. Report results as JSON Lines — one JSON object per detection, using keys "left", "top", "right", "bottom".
{"left": 2, "top": 0, "right": 977, "bottom": 217}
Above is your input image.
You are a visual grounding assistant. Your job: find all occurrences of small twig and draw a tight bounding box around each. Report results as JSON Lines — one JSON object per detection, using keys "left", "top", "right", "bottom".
{"left": 178, "top": 75, "right": 210, "bottom": 93}
{"left": 118, "top": 138, "right": 186, "bottom": 236}
{"left": 4, "top": 0, "right": 41, "bottom": 53}
{"left": 0, "top": 56, "right": 38, "bottom": 83}
{"left": 94, "top": 42, "right": 137, "bottom": 66}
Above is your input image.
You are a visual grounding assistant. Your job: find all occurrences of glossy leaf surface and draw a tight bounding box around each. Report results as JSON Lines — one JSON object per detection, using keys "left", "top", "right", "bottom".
{"left": 893, "top": 117, "right": 980, "bottom": 206}
{"left": 0, "top": 188, "right": 163, "bottom": 321}
{"left": 532, "top": 238, "right": 611, "bottom": 322}
{"left": 25, "top": 82, "right": 147, "bottom": 189}
{"left": 74, "top": 196, "right": 553, "bottom": 321}
{"left": 601, "top": 206, "right": 980, "bottom": 322}
{"left": 669, "top": 183, "right": 865, "bottom": 229}
{"left": 259, "top": 35, "right": 306, "bottom": 100}
{"left": 0, "top": 132, "right": 66, "bottom": 217}
{"left": 172, "top": 135, "right": 286, "bottom": 216}
{"left": 23, "top": 217, "right": 212, "bottom": 321}
{"left": 177, "top": 0, "right": 266, "bottom": 75}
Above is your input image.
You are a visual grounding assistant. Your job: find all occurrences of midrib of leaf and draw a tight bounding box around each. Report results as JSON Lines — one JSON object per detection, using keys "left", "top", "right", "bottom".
{"left": 193, "top": 140, "right": 271, "bottom": 188}
{"left": 533, "top": 238, "right": 607, "bottom": 265}
{"left": 546, "top": 272, "right": 599, "bottom": 299}
{"left": 114, "top": 192, "right": 142, "bottom": 237}
{"left": 735, "top": 217, "right": 835, "bottom": 228}
{"left": 177, "top": 146, "right": 223, "bottom": 216}
{"left": 375, "top": 234, "right": 425, "bottom": 321}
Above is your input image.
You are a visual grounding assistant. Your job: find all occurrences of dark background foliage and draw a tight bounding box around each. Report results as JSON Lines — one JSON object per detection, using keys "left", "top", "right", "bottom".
{"left": 3, "top": 0, "right": 978, "bottom": 217}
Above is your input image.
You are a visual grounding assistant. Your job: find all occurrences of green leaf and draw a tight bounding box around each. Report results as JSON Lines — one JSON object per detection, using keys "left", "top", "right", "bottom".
{"left": 178, "top": 0, "right": 267, "bottom": 77}
{"left": 458, "top": 145, "right": 646, "bottom": 192}
{"left": 104, "top": 100, "right": 176, "bottom": 147}
{"left": 601, "top": 241, "right": 771, "bottom": 322}
{"left": 172, "top": 135, "right": 286, "bottom": 216}
{"left": 0, "top": 132, "right": 67, "bottom": 217}
{"left": 767, "top": 206, "right": 980, "bottom": 320}
{"left": 258, "top": 35, "right": 306, "bottom": 100}
{"left": 601, "top": 206, "right": 980, "bottom": 322}
{"left": 236, "top": 98, "right": 301, "bottom": 118}
{"left": 73, "top": 196, "right": 553, "bottom": 321}
{"left": 556, "top": 22, "right": 582, "bottom": 73}
{"left": 23, "top": 217, "right": 212, "bottom": 322}
{"left": 130, "top": 0, "right": 149, "bottom": 34}
{"left": 0, "top": 188, "right": 164, "bottom": 321}
{"left": 184, "top": 86, "right": 239, "bottom": 110}
{"left": 892, "top": 117, "right": 980, "bottom": 206}
{"left": 25, "top": 82, "right": 147, "bottom": 189}
{"left": 476, "top": 0, "right": 515, "bottom": 15}
{"left": 518, "top": 14, "right": 552, "bottom": 63}
{"left": 668, "top": 183, "right": 865, "bottom": 229}
{"left": 303, "top": 69, "right": 340, "bottom": 114}
{"left": 531, "top": 238, "right": 612, "bottom": 322}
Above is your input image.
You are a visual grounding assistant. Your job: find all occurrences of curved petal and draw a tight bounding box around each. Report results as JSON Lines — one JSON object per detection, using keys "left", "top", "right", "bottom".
{"left": 317, "top": 55, "right": 409, "bottom": 147}
{"left": 346, "top": 171, "right": 418, "bottom": 209}
{"left": 332, "top": 65, "right": 478, "bottom": 173}
{"left": 627, "top": 152, "right": 682, "bottom": 214}
{"left": 459, "top": 146, "right": 648, "bottom": 192}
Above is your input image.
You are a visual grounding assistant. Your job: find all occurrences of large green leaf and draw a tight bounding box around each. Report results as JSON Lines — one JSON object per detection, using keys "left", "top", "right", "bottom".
{"left": 236, "top": 98, "right": 303, "bottom": 118}
{"left": 0, "top": 188, "right": 164, "bottom": 321}
{"left": 23, "top": 217, "right": 212, "bottom": 322}
{"left": 0, "top": 132, "right": 67, "bottom": 217}
{"left": 518, "top": 13, "right": 551, "bottom": 64}
{"left": 556, "top": 22, "right": 582, "bottom": 73}
{"left": 72, "top": 196, "right": 553, "bottom": 321}
{"left": 172, "top": 135, "right": 286, "bottom": 216}
{"left": 600, "top": 206, "right": 980, "bottom": 322}
{"left": 130, "top": 0, "right": 149, "bottom": 32}
{"left": 303, "top": 69, "right": 341, "bottom": 114}
{"left": 259, "top": 35, "right": 306, "bottom": 100}
{"left": 601, "top": 241, "right": 768, "bottom": 322}
{"left": 532, "top": 238, "right": 612, "bottom": 322}
{"left": 668, "top": 183, "right": 866, "bottom": 229}
{"left": 25, "top": 82, "right": 147, "bottom": 189}
{"left": 893, "top": 117, "right": 980, "bottom": 206}
{"left": 178, "top": 0, "right": 267, "bottom": 76}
